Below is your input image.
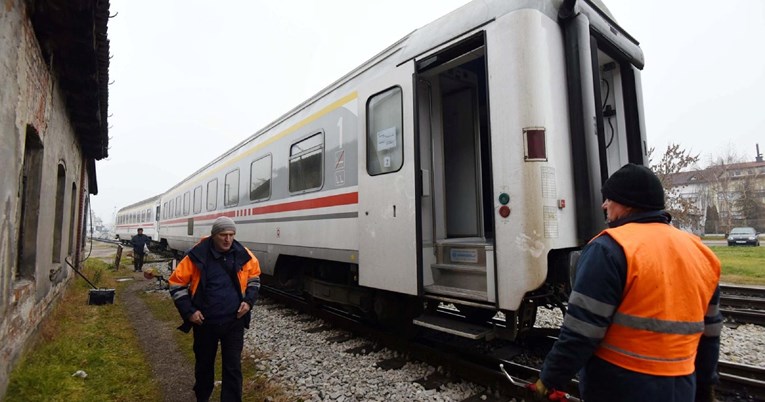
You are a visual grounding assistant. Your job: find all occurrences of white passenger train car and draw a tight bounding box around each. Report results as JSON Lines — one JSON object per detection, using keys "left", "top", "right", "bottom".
{"left": 129, "top": 0, "right": 648, "bottom": 340}
{"left": 114, "top": 195, "right": 161, "bottom": 246}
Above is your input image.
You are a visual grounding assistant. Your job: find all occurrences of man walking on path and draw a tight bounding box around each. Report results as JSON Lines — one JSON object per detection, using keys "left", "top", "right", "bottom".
{"left": 168, "top": 216, "right": 261, "bottom": 402}
{"left": 131, "top": 227, "right": 151, "bottom": 272}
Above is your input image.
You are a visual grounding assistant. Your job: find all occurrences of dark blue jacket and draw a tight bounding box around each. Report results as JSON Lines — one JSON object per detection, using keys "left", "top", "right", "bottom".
{"left": 169, "top": 237, "right": 261, "bottom": 333}
{"left": 131, "top": 233, "right": 151, "bottom": 254}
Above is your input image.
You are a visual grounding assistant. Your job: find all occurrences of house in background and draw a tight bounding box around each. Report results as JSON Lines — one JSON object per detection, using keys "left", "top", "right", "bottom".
{"left": 666, "top": 149, "right": 765, "bottom": 235}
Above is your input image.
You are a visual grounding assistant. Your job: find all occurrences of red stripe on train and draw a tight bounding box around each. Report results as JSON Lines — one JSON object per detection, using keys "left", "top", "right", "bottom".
{"left": 160, "top": 191, "right": 358, "bottom": 225}
{"left": 250, "top": 191, "right": 357, "bottom": 215}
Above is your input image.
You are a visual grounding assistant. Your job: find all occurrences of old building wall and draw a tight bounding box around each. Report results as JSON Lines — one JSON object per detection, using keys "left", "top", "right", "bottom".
{"left": 0, "top": 0, "right": 89, "bottom": 397}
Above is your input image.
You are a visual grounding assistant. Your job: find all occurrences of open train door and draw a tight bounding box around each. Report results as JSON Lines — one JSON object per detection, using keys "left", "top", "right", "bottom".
{"left": 357, "top": 60, "right": 419, "bottom": 296}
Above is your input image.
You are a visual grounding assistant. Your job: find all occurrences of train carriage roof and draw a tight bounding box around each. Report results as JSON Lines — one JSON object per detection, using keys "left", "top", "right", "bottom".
{"left": 166, "top": 0, "right": 638, "bottom": 194}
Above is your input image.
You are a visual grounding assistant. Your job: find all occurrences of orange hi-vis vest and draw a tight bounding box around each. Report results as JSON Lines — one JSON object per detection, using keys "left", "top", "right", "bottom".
{"left": 593, "top": 222, "right": 720, "bottom": 376}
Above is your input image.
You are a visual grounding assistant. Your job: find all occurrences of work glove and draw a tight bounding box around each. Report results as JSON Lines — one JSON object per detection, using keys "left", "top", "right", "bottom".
{"left": 526, "top": 379, "right": 572, "bottom": 401}
{"left": 526, "top": 378, "right": 548, "bottom": 398}
{"left": 695, "top": 383, "right": 716, "bottom": 402}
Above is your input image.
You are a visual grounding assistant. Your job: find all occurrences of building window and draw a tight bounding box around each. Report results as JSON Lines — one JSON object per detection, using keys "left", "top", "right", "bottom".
{"left": 250, "top": 154, "right": 272, "bottom": 201}
{"left": 52, "top": 163, "right": 66, "bottom": 263}
{"left": 18, "top": 126, "right": 43, "bottom": 280}
{"left": 68, "top": 182, "right": 77, "bottom": 255}
{"left": 366, "top": 86, "right": 403, "bottom": 175}
{"left": 289, "top": 133, "right": 324, "bottom": 193}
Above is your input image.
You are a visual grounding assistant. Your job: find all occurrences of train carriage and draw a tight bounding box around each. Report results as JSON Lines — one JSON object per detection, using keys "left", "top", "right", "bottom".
{"left": 127, "top": 0, "right": 647, "bottom": 340}
{"left": 115, "top": 195, "right": 161, "bottom": 247}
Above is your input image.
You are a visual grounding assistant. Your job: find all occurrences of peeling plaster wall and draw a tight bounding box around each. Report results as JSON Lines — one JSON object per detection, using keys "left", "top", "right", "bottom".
{"left": 0, "top": 0, "right": 89, "bottom": 397}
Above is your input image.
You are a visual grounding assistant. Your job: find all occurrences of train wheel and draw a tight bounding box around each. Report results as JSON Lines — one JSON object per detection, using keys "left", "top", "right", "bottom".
{"left": 373, "top": 292, "right": 422, "bottom": 334}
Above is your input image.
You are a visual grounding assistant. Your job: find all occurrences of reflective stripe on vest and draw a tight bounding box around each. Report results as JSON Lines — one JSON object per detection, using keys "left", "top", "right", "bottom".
{"left": 592, "top": 223, "right": 720, "bottom": 376}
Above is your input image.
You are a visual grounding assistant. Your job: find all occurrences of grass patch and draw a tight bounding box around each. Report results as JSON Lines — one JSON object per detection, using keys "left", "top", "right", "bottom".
{"left": 6, "top": 259, "right": 161, "bottom": 402}
{"left": 711, "top": 246, "right": 765, "bottom": 285}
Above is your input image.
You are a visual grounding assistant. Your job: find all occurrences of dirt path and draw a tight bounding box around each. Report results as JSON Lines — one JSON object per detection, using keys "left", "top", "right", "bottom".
{"left": 120, "top": 274, "right": 196, "bottom": 402}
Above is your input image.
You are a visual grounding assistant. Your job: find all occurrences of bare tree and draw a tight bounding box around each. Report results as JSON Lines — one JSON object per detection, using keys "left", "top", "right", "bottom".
{"left": 736, "top": 173, "right": 765, "bottom": 230}
{"left": 706, "top": 150, "right": 747, "bottom": 233}
{"left": 649, "top": 144, "right": 701, "bottom": 231}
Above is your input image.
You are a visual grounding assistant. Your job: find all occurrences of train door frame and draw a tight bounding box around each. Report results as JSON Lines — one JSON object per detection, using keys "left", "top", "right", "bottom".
{"left": 356, "top": 59, "right": 420, "bottom": 296}
{"left": 414, "top": 33, "right": 496, "bottom": 305}
{"left": 558, "top": 1, "right": 647, "bottom": 243}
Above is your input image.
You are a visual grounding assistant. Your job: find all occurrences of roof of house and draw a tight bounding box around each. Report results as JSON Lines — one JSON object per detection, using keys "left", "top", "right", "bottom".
{"left": 666, "top": 160, "right": 765, "bottom": 187}
{"left": 29, "top": 0, "right": 111, "bottom": 161}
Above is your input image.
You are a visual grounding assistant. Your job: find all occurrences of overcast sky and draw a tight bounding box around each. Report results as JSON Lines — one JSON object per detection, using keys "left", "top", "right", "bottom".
{"left": 93, "top": 0, "right": 765, "bottom": 225}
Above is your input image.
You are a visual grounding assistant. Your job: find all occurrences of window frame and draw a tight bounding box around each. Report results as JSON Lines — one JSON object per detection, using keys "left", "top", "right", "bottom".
{"left": 207, "top": 179, "right": 218, "bottom": 211}
{"left": 288, "top": 131, "right": 325, "bottom": 194}
{"left": 249, "top": 154, "right": 273, "bottom": 202}
{"left": 366, "top": 86, "right": 404, "bottom": 176}
{"left": 224, "top": 169, "right": 241, "bottom": 207}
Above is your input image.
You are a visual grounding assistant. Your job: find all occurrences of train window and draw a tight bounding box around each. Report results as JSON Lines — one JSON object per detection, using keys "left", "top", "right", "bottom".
{"left": 207, "top": 179, "right": 218, "bottom": 211}
{"left": 250, "top": 154, "right": 272, "bottom": 201}
{"left": 163, "top": 202, "right": 167, "bottom": 219}
{"left": 147, "top": 208, "right": 152, "bottom": 222}
{"left": 175, "top": 195, "right": 181, "bottom": 217}
{"left": 183, "top": 191, "right": 190, "bottom": 216}
{"left": 289, "top": 132, "right": 323, "bottom": 193}
{"left": 225, "top": 170, "right": 240, "bottom": 207}
{"left": 193, "top": 186, "right": 203, "bottom": 214}
{"left": 366, "top": 86, "right": 403, "bottom": 175}
{"left": 169, "top": 199, "right": 174, "bottom": 218}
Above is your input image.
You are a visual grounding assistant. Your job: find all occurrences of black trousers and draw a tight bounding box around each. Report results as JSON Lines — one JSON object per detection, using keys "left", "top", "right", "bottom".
{"left": 192, "top": 319, "right": 245, "bottom": 402}
{"left": 133, "top": 253, "right": 145, "bottom": 271}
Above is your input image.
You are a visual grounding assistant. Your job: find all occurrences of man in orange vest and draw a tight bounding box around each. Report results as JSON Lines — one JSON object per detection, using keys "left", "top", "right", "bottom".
{"left": 169, "top": 216, "right": 261, "bottom": 402}
{"left": 530, "top": 163, "right": 721, "bottom": 402}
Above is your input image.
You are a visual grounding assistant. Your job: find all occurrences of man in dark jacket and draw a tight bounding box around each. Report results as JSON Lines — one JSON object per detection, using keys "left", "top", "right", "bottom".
{"left": 530, "top": 164, "right": 722, "bottom": 402}
{"left": 168, "top": 216, "right": 261, "bottom": 402}
{"left": 131, "top": 228, "right": 151, "bottom": 272}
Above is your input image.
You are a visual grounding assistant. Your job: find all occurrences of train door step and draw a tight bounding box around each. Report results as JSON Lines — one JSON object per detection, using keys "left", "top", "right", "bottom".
{"left": 413, "top": 312, "right": 492, "bottom": 340}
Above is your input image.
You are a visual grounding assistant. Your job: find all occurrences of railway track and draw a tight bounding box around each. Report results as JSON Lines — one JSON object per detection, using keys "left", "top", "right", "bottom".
{"left": 261, "top": 284, "right": 765, "bottom": 401}
{"left": 718, "top": 361, "right": 765, "bottom": 400}
{"left": 721, "top": 284, "right": 765, "bottom": 326}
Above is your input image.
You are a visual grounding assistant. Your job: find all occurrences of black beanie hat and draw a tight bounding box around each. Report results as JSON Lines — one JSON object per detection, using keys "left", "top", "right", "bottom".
{"left": 601, "top": 163, "right": 665, "bottom": 210}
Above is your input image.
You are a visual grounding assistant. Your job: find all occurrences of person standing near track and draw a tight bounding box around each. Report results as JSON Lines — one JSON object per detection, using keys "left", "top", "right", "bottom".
{"left": 529, "top": 163, "right": 722, "bottom": 402}
{"left": 130, "top": 227, "right": 151, "bottom": 272}
{"left": 168, "top": 216, "right": 261, "bottom": 402}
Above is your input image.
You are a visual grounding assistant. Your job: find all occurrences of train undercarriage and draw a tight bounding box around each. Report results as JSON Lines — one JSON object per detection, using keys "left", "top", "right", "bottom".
{"left": 265, "top": 253, "right": 575, "bottom": 341}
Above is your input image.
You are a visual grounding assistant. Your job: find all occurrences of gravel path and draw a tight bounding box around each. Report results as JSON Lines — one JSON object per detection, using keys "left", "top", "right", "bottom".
{"left": 247, "top": 302, "right": 765, "bottom": 402}
{"left": 121, "top": 273, "right": 196, "bottom": 402}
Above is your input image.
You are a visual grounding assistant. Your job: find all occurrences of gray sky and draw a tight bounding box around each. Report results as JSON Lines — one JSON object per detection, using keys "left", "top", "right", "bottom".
{"left": 93, "top": 0, "right": 765, "bottom": 225}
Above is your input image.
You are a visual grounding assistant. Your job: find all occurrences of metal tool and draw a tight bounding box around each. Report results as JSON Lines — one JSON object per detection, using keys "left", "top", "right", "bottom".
{"left": 498, "top": 364, "right": 582, "bottom": 402}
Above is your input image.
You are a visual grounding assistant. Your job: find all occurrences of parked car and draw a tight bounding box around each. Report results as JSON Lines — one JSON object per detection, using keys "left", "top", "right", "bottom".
{"left": 727, "top": 227, "right": 760, "bottom": 246}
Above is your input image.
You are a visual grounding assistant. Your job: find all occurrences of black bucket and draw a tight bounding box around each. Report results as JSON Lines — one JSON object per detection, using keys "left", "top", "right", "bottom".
{"left": 88, "top": 288, "right": 115, "bottom": 305}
